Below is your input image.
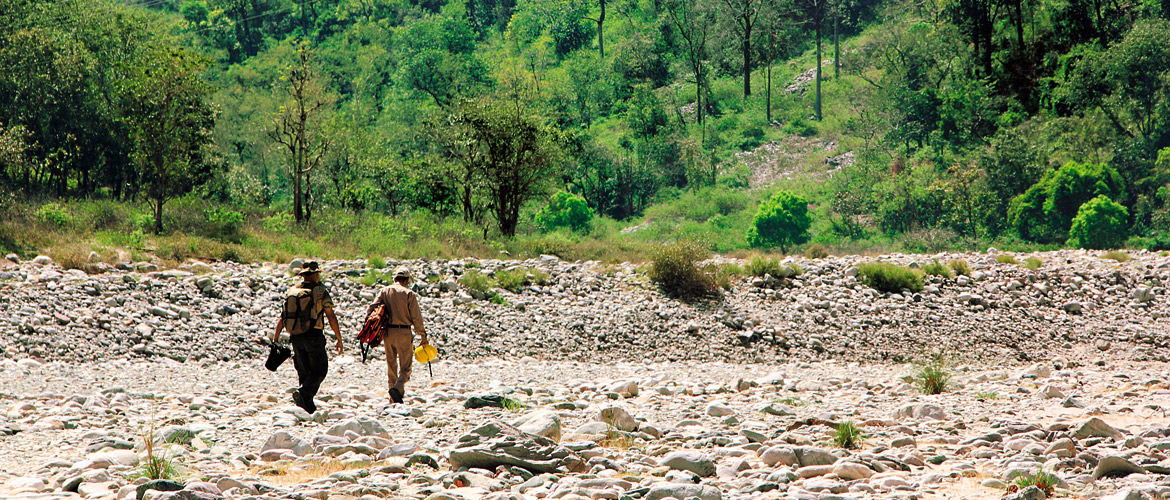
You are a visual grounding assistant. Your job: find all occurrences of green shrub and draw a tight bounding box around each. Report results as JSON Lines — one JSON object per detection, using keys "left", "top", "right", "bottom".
{"left": 1010, "top": 470, "right": 1058, "bottom": 497}
{"left": 833, "top": 420, "right": 865, "bottom": 449}
{"left": 36, "top": 203, "right": 72, "bottom": 229}
{"left": 913, "top": 355, "right": 951, "bottom": 395}
{"left": 1068, "top": 195, "right": 1129, "bottom": 250}
{"left": 857, "top": 262, "right": 923, "bottom": 293}
{"left": 1023, "top": 257, "right": 1043, "bottom": 269}
{"left": 202, "top": 208, "right": 244, "bottom": 243}
{"left": 1103, "top": 250, "right": 1130, "bottom": 262}
{"left": 746, "top": 255, "right": 783, "bottom": 277}
{"left": 368, "top": 256, "right": 386, "bottom": 268}
{"left": 995, "top": 254, "right": 1019, "bottom": 264}
{"left": 536, "top": 190, "right": 593, "bottom": 232}
{"left": 746, "top": 191, "right": 811, "bottom": 253}
{"left": 1009, "top": 161, "right": 1125, "bottom": 243}
{"left": 804, "top": 243, "right": 829, "bottom": 259}
{"left": 648, "top": 240, "right": 718, "bottom": 300}
{"left": 494, "top": 268, "right": 529, "bottom": 292}
{"left": 460, "top": 270, "right": 493, "bottom": 293}
{"left": 921, "top": 260, "right": 952, "bottom": 278}
{"left": 948, "top": 259, "right": 971, "bottom": 276}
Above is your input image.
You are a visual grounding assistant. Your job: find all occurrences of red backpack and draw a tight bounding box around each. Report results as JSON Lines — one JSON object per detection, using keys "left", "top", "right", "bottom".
{"left": 356, "top": 303, "right": 387, "bottom": 363}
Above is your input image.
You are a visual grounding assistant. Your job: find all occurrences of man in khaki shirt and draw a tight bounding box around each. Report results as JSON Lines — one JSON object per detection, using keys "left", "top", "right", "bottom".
{"left": 367, "top": 266, "right": 429, "bottom": 404}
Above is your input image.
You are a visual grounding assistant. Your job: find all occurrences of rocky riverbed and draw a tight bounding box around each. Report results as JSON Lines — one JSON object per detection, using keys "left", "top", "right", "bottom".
{"left": 2, "top": 250, "right": 1170, "bottom": 500}
{"left": 2, "top": 249, "right": 1170, "bottom": 366}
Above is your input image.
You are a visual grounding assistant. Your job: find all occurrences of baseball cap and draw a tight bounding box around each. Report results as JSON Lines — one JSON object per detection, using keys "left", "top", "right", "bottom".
{"left": 297, "top": 261, "right": 320, "bottom": 276}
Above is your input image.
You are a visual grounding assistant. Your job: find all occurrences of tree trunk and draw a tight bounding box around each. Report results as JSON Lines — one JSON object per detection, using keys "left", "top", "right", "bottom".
{"left": 153, "top": 196, "right": 164, "bottom": 235}
{"left": 766, "top": 61, "right": 772, "bottom": 122}
{"left": 743, "top": 23, "right": 752, "bottom": 96}
{"left": 834, "top": 6, "right": 840, "bottom": 80}
{"left": 597, "top": 0, "right": 605, "bottom": 58}
{"left": 814, "top": 24, "right": 822, "bottom": 121}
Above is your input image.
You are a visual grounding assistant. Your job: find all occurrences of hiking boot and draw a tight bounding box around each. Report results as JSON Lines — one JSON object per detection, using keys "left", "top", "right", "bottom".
{"left": 292, "top": 389, "right": 316, "bottom": 414}
{"left": 389, "top": 388, "right": 403, "bottom": 404}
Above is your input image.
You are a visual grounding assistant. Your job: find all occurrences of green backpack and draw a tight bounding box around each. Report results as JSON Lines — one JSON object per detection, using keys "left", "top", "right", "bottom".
{"left": 282, "top": 283, "right": 321, "bottom": 335}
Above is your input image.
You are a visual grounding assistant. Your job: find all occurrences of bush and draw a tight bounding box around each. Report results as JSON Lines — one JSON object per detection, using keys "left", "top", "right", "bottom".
{"left": 995, "top": 254, "right": 1019, "bottom": 264}
{"left": 804, "top": 243, "right": 829, "bottom": 259}
{"left": 460, "top": 270, "right": 493, "bottom": 293}
{"left": 36, "top": 202, "right": 72, "bottom": 229}
{"left": 536, "top": 190, "right": 593, "bottom": 232}
{"left": 747, "top": 191, "right": 811, "bottom": 253}
{"left": 494, "top": 268, "right": 529, "bottom": 292}
{"left": 1009, "top": 470, "right": 1059, "bottom": 497}
{"left": 1009, "top": 161, "right": 1125, "bottom": 243}
{"left": 648, "top": 240, "right": 718, "bottom": 300}
{"left": 948, "top": 259, "right": 971, "bottom": 276}
{"left": 1068, "top": 195, "right": 1129, "bottom": 249}
{"left": 857, "top": 262, "right": 923, "bottom": 293}
{"left": 921, "top": 260, "right": 952, "bottom": 278}
{"left": 202, "top": 208, "right": 244, "bottom": 243}
{"left": 1023, "top": 257, "right": 1043, "bottom": 269}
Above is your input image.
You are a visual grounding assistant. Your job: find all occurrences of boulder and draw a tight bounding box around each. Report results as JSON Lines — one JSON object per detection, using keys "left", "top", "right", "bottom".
{"left": 645, "top": 483, "right": 721, "bottom": 500}
{"left": 1093, "top": 456, "right": 1146, "bottom": 480}
{"left": 1073, "top": 417, "right": 1123, "bottom": 440}
{"left": 512, "top": 410, "right": 563, "bottom": 441}
{"left": 448, "top": 421, "right": 584, "bottom": 473}
{"left": 660, "top": 450, "right": 716, "bottom": 477}
{"left": 892, "top": 404, "right": 946, "bottom": 420}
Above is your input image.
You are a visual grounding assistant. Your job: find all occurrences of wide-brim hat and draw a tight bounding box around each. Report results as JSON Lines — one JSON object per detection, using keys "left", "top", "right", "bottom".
{"left": 297, "top": 261, "right": 321, "bottom": 276}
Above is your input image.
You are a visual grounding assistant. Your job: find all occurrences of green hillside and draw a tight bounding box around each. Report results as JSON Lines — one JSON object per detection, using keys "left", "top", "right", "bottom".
{"left": 2, "top": 0, "right": 1170, "bottom": 265}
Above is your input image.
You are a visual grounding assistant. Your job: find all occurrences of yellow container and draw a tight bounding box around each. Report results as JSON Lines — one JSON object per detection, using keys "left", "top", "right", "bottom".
{"left": 414, "top": 344, "right": 438, "bottom": 363}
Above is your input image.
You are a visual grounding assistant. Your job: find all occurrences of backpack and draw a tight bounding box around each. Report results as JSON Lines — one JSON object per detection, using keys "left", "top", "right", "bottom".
{"left": 282, "top": 283, "right": 321, "bottom": 336}
{"left": 356, "top": 302, "right": 387, "bottom": 363}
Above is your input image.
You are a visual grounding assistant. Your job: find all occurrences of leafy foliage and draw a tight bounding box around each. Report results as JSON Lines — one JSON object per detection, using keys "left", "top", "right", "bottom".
{"left": 1010, "top": 162, "right": 1125, "bottom": 244}
{"left": 1068, "top": 195, "right": 1129, "bottom": 249}
{"left": 747, "top": 191, "right": 811, "bottom": 253}
{"left": 536, "top": 190, "right": 593, "bottom": 231}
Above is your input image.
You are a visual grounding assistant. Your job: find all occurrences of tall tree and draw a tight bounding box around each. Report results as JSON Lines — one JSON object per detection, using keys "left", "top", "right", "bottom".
{"left": 451, "top": 97, "right": 562, "bottom": 237}
{"left": 719, "top": 0, "right": 764, "bottom": 96}
{"left": 665, "top": 0, "right": 713, "bottom": 125}
{"left": 269, "top": 43, "right": 334, "bottom": 223}
{"left": 119, "top": 47, "right": 217, "bottom": 234}
{"left": 585, "top": 0, "right": 606, "bottom": 57}
{"left": 796, "top": 0, "right": 829, "bottom": 120}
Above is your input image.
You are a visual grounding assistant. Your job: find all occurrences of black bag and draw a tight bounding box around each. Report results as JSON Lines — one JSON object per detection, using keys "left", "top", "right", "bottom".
{"left": 265, "top": 342, "right": 292, "bottom": 371}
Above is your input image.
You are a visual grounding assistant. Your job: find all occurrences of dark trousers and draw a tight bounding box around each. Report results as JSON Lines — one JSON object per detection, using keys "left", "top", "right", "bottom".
{"left": 290, "top": 329, "right": 328, "bottom": 406}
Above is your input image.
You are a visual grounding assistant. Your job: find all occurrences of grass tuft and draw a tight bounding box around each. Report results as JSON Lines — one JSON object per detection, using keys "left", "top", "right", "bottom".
{"left": 1023, "top": 257, "right": 1043, "bottom": 270}
{"left": 1103, "top": 251, "right": 1130, "bottom": 262}
{"left": 833, "top": 420, "right": 865, "bottom": 449}
{"left": 948, "top": 259, "right": 971, "bottom": 276}
{"left": 804, "top": 243, "right": 829, "bottom": 259}
{"left": 1009, "top": 470, "right": 1059, "bottom": 496}
{"left": 995, "top": 254, "right": 1019, "bottom": 265}
{"left": 921, "top": 259, "right": 952, "bottom": 278}
{"left": 647, "top": 240, "right": 718, "bottom": 300}
{"left": 857, "top": 262, "right": 923, "bottom": 293}
{"left": 913, "top": 355, "right": 951, "bottom": 395}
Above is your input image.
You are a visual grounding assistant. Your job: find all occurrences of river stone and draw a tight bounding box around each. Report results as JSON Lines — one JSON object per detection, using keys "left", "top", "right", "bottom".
{"left": 597, "top": 405, "right": 638, "bottom": 432}
{"left": 833, "top": 461, "right": 874, "bottom": 480}
{"left": 1093, "top": 456, "right": 1146, "bottom": 480}
{"left": 645, "top": 483, "right": 722, "bottom": 500}
{"left": 761, "top": 446, "right": 798, "bottom": 467}
{"left": 512, "top": 410, "right": 563, "bottom": 441}
{"left": 88, "top": 449, "right": 140, "bottom": 468}
{"left": 326, "top": 417, "right": 387, "bottom": 437}
{"left": 893, "top": 404, "right": 945, "bottom": 420}
{"left": 448, "top": 421, "right": 584, "bottom": 473}
{"left": 795, "top": 446, "right": 837, "bottom": 467}
{"left": 1073, "top": 417, "right": 1124, "bottom": 440}
{"left": 660, "top": 450, "right": 716, "bottom": 477}
{"left": 137, "top": 479, "right": 184, "bottom": 499}
{"left": 261, "top": 431, "right": 312, "bottom": 456}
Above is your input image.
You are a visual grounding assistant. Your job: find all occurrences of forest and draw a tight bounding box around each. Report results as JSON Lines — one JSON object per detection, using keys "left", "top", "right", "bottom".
{"left": 1, "top": 0, "right": 1169, "bottom": 265}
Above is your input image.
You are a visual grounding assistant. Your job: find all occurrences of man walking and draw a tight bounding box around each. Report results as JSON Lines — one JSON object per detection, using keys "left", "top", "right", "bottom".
{"left": 273, "top": 261, "right": 343, "bottom": 414}
{"left": 367, "top": 266, "right": 428, "bottom": 404}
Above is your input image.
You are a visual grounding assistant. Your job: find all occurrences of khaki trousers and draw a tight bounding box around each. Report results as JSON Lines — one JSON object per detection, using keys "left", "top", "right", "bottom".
{"left": 383, "top": 329, "right": 414, "bottom": 394}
